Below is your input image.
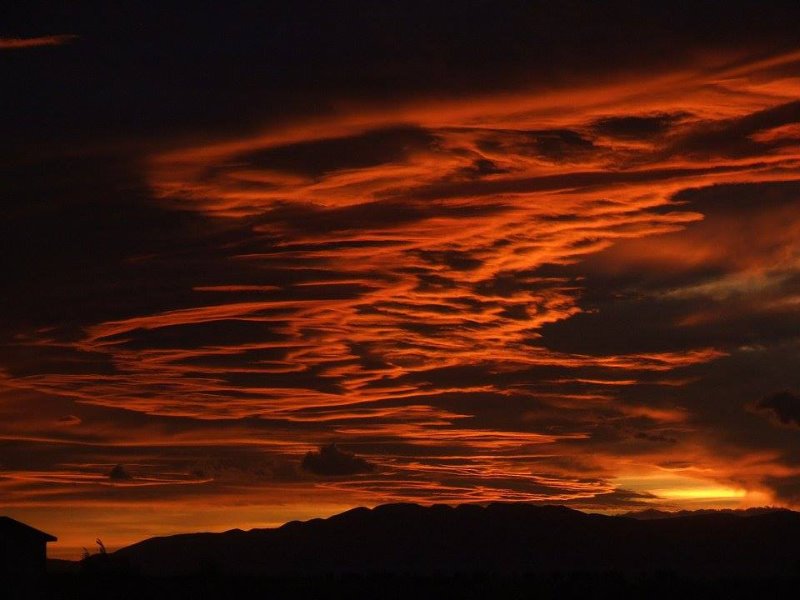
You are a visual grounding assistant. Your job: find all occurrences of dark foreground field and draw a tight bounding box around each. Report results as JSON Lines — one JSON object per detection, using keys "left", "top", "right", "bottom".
{"left": 15, "top": 571, "right": 800, "bottom": 600}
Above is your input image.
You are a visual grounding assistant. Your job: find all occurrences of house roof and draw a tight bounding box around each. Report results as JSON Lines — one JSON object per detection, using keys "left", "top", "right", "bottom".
{"left": 0, "top": 517, "right": 57, "bottom": 542}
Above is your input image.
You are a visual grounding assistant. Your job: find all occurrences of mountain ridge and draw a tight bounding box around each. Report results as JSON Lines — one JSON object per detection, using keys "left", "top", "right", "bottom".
{"left": 71, "top": 502, "right": 800, "bottom": 578}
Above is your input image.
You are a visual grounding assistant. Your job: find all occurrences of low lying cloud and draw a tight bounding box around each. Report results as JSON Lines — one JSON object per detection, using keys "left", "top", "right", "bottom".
{"left": 301, "top": 444, "right": 375, "bottom": 476}
{"left": 755, "top": 391, "right": 800, "bottom": 428}
{"left": 108, "top": 464, "right": 134, "bottom": 481}
{"left": 0, "top": 35, "right": 77, "bottom": 49}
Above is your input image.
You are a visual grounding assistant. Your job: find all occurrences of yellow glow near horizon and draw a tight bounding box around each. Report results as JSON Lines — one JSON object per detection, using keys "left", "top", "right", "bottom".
{"left": 613, "top": 472, "right": 755, "bottom": 507}
{"left": 655, "top": 486, "right": 747, "bottom": 500}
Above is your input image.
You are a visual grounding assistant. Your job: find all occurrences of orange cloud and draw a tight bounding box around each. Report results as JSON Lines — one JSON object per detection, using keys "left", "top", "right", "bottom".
{"left": 0, "top": 34, "right": 77, "bottom": 49}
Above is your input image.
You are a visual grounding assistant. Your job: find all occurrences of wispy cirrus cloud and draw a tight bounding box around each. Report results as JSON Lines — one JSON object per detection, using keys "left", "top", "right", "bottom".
{"left": 0, "top": 34, "right": 77, "bottom": 49}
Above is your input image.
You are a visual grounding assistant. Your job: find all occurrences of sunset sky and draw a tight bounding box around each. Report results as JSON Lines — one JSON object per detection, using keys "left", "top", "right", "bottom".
{"left": 4, "top": 2, "right": 800, "bottom": 558}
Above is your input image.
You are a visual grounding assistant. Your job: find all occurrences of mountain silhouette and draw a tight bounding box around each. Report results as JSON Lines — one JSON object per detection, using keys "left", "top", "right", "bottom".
{"left": 621, "top": 506, "right": 789, "bottom": 520}
{"left": 84, "top": 503, "right": 800, "bottom": 578}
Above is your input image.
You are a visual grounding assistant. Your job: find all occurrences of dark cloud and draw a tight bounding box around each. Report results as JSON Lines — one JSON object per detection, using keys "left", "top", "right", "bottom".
{"left": 765, "top": 476, "right": 800, "bottom": 503}
{"left": 459, "top": 158, "right": 510, "bottom": 178}
{"left": 476, "top": 129, "right": 598, "bottom": 163}
{"left": 301, "top": 444, "right": 375, "bottom": 476}
{"left": 234, "top": 126, "right": 438, "bottom": 178}
{"left": 592, "top": 113, "right": 687, "bottom": 139}
{"left": 529, "top": 130, "right": 598, "bottom": 162}
{"left": 99, "top": 321, "right": 290, "bottom": 352}
{"left": 108, "top": 464, "right": 133, "bottom": 481}
{"left": 264, "top": 198, "right": 512, "bottom": 235}
{"left": 755, "top": 391, "right": 800, "bottom": 427}
{"left": 665, "top": 100, "right": 800, "bottom": 159}
{"left": 403, "top": 163, "right": 749, "bottom": 202}
{"left": 415, "top": 250, "right": 483, "bottom": 271}
{"left": 671, "top": 179, "right": 800, "bottom": 215}
{"left": 540, "top": 180, "right": 800, "bottom": 356}
{"left": 634, "top": 431, "right": 677, "bottom": 444}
